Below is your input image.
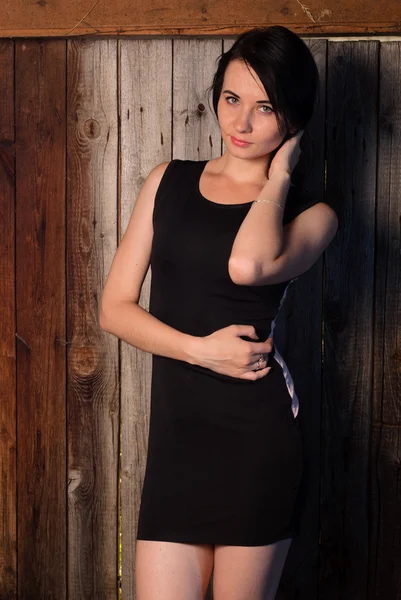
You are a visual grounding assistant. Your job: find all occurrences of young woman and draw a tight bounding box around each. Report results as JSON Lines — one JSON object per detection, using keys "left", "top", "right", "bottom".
{"left": 100, "top": 25, "right": 338, "bottom": 600}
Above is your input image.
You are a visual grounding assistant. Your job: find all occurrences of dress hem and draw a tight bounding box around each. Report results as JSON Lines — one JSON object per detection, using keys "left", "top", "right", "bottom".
{"left": 136, "top": 531, "right": 296, "bottom": 547}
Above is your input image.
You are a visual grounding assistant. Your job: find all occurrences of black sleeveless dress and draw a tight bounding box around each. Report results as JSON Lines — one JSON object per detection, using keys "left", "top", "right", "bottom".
{"left": 136, "top": 159, "right": 317, "bottom": 546}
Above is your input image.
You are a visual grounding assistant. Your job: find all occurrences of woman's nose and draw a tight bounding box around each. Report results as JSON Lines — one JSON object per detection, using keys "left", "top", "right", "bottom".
{"left": 234, "top": 112, "right": 252, "bottom": 133}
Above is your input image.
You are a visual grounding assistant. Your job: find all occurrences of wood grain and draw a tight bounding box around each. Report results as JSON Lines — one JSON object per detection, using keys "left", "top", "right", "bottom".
{"left": 15, "top": 39, "right": 67, "bottom": 599}
{"left": 67, "top": 38, "right": 120, "bottom": 599}
{"left": 1, "top": 0, "right": 401, "bottom": 37}
{"left": 173, "top": 37, "right": 223, "bottom": 162}
{"left": 0, "top": 39, "right": 16, "bottom": 600}
{"left": 321, "top": 41, "right": 378, "bottom": 599}
{"left": 369, "top": 41, "right": 401, "bottom": 600}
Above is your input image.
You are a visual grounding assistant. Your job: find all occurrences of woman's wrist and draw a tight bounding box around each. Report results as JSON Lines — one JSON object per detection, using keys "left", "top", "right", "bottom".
{"left": 252, "top": 171, "right": 291, "bottom": 212}
{"left": 184, "top": 334, "right": 206, "bottom": 367}
{"left": 264, "top": 170, "right": 291, "bottom": 189}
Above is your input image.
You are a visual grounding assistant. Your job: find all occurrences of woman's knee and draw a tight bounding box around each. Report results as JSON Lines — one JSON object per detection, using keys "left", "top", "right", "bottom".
{"left": 212, "top": 537, "right": 292, "bottom": 600}
{"left": 135, "top": 540, "right": 214, "bottom": 600}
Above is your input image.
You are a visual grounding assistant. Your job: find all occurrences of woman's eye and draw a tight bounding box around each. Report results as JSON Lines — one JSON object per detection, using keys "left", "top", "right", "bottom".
{"left": 225, "top": 97, "right": 272, "bottom": 114}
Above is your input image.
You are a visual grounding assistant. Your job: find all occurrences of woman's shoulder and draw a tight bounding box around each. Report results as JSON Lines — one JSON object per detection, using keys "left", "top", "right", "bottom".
{"left": 147, "top": 159, "right": 185, "bottom": 187}
{"left": 152, "top": 157, "right": 201, "bottom": 172}
{"left": 149, "top": 158, "right": 199, "bottom": 204}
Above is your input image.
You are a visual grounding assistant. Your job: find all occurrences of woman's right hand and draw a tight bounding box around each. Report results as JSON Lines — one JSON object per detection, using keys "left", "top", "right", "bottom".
{"left": 194, "top": 324, "right": 274, "bottom": 380}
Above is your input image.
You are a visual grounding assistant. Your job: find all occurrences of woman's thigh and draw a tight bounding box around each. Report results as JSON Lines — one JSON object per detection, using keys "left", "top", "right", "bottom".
{"left": 212, "top": 537, "right": 292, "bottom": 600}
{"left": 135, "top": 540, "right": 214, "bottom": 600}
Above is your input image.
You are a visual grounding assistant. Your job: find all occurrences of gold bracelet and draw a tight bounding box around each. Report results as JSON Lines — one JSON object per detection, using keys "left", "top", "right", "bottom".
{"left": 253, "top": 198, "right": 285, "bottom": 212}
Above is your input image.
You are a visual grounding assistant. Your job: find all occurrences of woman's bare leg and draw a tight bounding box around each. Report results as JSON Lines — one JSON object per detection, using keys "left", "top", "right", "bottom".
{"left": 135, "top": 540, "right": 214, "bottom": 599}
{"left": 212, "top": 537, "right": 292, "bottom": 600}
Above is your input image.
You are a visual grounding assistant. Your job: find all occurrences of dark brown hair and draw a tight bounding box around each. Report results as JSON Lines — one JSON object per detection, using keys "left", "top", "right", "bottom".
{"left": 206, "top": 26, "right": 320, "bottom": 141}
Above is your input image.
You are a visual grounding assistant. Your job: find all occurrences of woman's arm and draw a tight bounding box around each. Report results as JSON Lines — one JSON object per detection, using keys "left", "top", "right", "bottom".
{"left": 99, "top": 160, "right": 201, "bottom": 364}
{"left": 229, "top": 171, "right": 291, "bottom": 282}
{"left": 228, "top": 172, "right": 338, "bottom": 286}
{"left": 100, "top": 300, "right": 201, "bottom": 364}
{"left": 229, "top": 132, "right": 339, "bottom": 286}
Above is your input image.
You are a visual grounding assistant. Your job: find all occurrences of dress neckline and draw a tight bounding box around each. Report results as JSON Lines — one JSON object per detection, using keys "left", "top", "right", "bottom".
{"left": 196, "top": 160, "right": 254, "bottom": 208}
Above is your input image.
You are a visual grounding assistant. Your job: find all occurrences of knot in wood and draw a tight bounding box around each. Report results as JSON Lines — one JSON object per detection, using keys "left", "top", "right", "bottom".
{"left": 197, "top": 103, "right": 206, "bottom": 116}
{"left": 83, "top": 119, "right": 101, "bottom": 140}
{"left": 68, "top": 345, "right": 101, "bottom": 379}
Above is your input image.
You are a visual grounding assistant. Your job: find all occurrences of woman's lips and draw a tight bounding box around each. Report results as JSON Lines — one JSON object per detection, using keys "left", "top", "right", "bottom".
{"left": 231, "top": 136, "right": 252, "bottom": 147}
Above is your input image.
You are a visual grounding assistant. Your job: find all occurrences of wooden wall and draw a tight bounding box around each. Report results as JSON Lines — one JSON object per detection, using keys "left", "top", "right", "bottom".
{"left": 0, "top": 37, "right": 400, "bottom": 600}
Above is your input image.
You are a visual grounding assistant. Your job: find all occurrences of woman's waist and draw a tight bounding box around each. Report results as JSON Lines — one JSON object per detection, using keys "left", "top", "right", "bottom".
{"left": 152, "top": 344, "right": 277, "bottom": 387}
{"left": 150, "top": 305, "right": 275, "bottom": 340}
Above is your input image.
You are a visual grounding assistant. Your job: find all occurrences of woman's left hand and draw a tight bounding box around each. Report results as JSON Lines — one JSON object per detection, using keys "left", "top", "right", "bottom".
{"left": 267, "top": 129, "right": 304, "bottom": 181}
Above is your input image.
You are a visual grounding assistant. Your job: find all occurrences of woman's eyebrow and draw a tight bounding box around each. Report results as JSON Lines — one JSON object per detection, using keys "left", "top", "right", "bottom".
{"left": 222, "top": 89, "right": 272, "bottom": 104}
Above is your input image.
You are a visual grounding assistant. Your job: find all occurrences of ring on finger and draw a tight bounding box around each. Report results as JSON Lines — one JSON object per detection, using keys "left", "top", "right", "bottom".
{"left": 254, "top": 353, "right": 265, "bottom": 371}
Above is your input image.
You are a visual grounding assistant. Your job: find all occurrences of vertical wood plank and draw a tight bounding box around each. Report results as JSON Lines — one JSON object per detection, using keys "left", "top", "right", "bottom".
{"left": 0, "top": 39, "right": 16, "bottom": 600}
{"left": 321, "top": 40, "right": 378, "bottom": 599}
{"left": 119, "top": 38, "right": 173, "bottom": 599}
{"left": 15, "top": 39, "right": 67, "bottom": 599}
{"left": 174, "top": 38, "right": 223, "bottom": 162}
{"left": 67, "top": 39, "right": 119, "bottom": 599}
{"left": 369, "top": 41, "right": 401, "bottom": 600}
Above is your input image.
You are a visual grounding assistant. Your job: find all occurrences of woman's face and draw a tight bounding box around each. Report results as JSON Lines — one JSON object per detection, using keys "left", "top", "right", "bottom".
{"left": 217, "top": 59, "right": 290, "bottom": 160}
